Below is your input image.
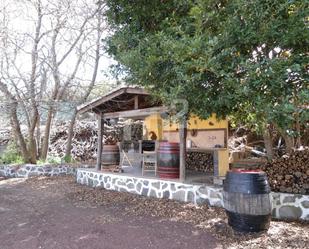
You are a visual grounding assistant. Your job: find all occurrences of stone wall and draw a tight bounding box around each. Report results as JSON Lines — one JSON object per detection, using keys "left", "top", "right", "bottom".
{"left": 1, "top": 165, "right": 308, "bottom": 221}
{"left": 271, "top": 192, "right": 309, "bottom": 220}
{"left": 76, "top": 168, "right": 309, "bottom": 221}
{"left": 77, "top": 169, "right": 223, "bottom": 207}
{"left": 0, "top": 164, "right": 91, "bottom": 178}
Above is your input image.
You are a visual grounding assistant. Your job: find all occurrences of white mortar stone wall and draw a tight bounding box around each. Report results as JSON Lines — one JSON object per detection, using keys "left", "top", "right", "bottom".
{"left": 77, "top": 168, "right": 223, "bottom": 207}
{"left": 76, "top": 168, "right": 309, "bottom": 221}
{"left": 271, "top": 192, "right": 309, "bottom": 220}
{"left": 0, "top": 164, "right": 91, "bottom": 178}
{"left": 1, "top": 165, "right": 308, "bottom": 221}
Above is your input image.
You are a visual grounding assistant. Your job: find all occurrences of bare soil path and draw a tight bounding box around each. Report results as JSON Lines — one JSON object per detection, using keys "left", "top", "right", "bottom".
{"left": 0, "top": 176, "right": 308, "bottom": 249}
{"left": 0, "top": 177, "right": 219, "bottom": 249}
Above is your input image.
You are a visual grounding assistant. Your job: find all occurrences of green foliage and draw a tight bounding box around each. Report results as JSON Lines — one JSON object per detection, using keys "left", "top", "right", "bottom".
{"left": 0, "top": 143, "right": 24, "bottom": 165}
{"left": 105, "top": 0, "right": 309, "bottom": 136}
{"left": 63, "top": 155, "right": 74, "bottom": 163}
{"left": 37, "top": 156, "right": 63, "bottom": 165}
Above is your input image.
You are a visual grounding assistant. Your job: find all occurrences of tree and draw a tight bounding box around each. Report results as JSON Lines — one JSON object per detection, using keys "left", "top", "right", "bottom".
{"left": 104, "top": 0, "right": 309, "bottom": 157}
{"left": 64, "top": 2, "right": 105, "bottom": 161}
{"left": 0, "top": 0, "right": 106, "bottom": 163}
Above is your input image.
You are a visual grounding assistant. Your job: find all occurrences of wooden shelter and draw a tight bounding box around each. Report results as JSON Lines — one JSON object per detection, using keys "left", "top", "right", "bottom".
{"left": 78, "top": 86, "right": 229, "bottom": 182}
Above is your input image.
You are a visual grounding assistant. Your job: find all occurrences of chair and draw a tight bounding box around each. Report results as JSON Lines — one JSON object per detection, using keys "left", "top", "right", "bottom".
{"left": 120, "top": 149, "right": 134, "bottom": 168}
{"left": 142, "top": 151, "right": 157, "bottom": 176}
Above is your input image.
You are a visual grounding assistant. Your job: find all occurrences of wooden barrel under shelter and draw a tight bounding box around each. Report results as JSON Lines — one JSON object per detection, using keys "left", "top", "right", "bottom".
{"left": 223, "top": 169, "right": 271, "bottom": 233}
{"left": 157, "top": 142, "right": 180, "bottom": 179}
{"left": 102, "top": 144, "right": 120, "bottom": 166}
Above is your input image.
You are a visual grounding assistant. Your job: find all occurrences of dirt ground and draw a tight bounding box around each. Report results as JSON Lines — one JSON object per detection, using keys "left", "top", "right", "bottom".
{"left": 0, "top": 176, "right": 308, "bottom": 249}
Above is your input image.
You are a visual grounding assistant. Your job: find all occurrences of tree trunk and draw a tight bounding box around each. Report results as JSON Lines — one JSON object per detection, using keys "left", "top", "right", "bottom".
{"left": 28, "top": 136, "right": 37, "bottom": 164}
{"left": 263, "top": 127, "right": 274, "bottom": 160}
{"left": 10, "top": 103, "right": 31, "bottom": 162}
{"left": 41, "top": 106, "right": 54, "bottom": 160}
{"left": 64, "top": 109, "right": 77, "bottom": 161}
{"left": 283, "top": 134, "right": 294, "bottom": 154}
{"left": 294, "top": 111, "right": 301, "bottom": 148}
{"left": 64, "top": 7, "right": 102, "bottom": 161}
{"left": 36, "top": 118, "right": 41, "bottom": 157}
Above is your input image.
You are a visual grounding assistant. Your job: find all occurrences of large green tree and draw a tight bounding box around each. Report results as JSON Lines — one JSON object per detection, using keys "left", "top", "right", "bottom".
{"left": 105, "top": 0, "right": 309, "bottom": 156}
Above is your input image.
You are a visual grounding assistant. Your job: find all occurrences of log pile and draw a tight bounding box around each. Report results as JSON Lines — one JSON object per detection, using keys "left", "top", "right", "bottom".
{"left": 49, "top": 121, "right": 98, "bottom": 162}
{"left": 186, "top": 152, "right": 214, "bottom": 172}
{"left": 49, "top": 120, "right": 143, "bottom": 162}
{"left": 260, "top": 149, "right": 309, "bottom": 194}
{"left": 0, "top": 128, "right": 11, "bottom": 146}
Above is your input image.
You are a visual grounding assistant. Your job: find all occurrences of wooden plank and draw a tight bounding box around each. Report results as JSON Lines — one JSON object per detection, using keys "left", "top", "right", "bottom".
{"left": 134, "top": 95, "right": 139, "bottom": 109}
{"left": 103, "top": 106, "right": 167, "bottom": 119}
{"left": 179, "top": 118, "right": 187, "bottom": 182}
{"left": 78, "top": 87, "right": 149, "bottom": 114}
{"left": 96, "top": 112, "right": 103, "bottom": 170}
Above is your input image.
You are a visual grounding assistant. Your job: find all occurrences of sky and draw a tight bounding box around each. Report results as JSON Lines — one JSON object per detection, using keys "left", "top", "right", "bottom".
{"left": 0, "top": 0, "right": 117, "bottom": 85}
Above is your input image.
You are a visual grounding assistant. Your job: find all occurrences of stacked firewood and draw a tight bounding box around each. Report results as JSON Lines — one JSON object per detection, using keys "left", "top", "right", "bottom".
{"left": 186, "top": 152, "right": 214, "bottom": 172}
{"left": 260, "top": 149, "right": 309, "bottom": 194}
{"left": 49, "top": 121, "right": 98, "bottom": 162}
{"left": 0, "top": 129, "right": 11, "bottom": 146}
{"left": 49, "top": 120, "right": 143, "bottom": 162}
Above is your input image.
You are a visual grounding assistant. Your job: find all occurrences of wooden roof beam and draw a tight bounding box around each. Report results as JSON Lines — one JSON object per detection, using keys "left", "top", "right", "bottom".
{"left": 103, "top": 106, "right": 167, "bottom": 119}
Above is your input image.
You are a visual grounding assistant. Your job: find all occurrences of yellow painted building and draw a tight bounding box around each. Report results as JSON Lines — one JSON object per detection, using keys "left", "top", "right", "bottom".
{"left": 143, "top": 113, "right": 229, "bottom": 177}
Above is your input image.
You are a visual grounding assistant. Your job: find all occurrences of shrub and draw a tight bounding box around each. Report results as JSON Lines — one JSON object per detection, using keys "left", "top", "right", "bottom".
{"left": 0, "top": 142, "right": 24, "bottom": 165}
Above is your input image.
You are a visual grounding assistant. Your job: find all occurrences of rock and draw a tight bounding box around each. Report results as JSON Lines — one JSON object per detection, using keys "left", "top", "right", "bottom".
{"left": 87, "top": 178, "right": 94, "bottom": 187}
{"left": 161, "top": 183, "right": 168, "bottom": 190}
{"left": 141, "top": 187, "right": 149, "bottom": 196}
{"left": 136, "top": 182, "right": 142, "bottom": 192}
{"left": 149, "top": 189, "right": 157, "bottom": 198}
{"left": 197, "top": 186, "right": 209, "bottom": 196}
{"left": 196, "top": 197, "right": 210, "bottom": 205}
{"left": 163, "top": 191, "right": 170, "bottom": 199}
{"left": 209, "top": 190, "right": 221, "bottom": 199}
{"left": 127, "top": 183, "right": 135, "bottom": 189}
{"left": 151, "top": 182, "right": 160, "bottom": 189}
{"left": 282, "top": 195, "right": 296, "bottom": 203}
{"left": 172, "top": 190, "right": 186, "bottom": 202}
{"left": 301, "top": 200, "right": 309, "bottom": 209}
{"left": 279, "top": 206, "right": 302, "bottom": 219}
{"left": 187, "top": 191, "right": 195, "bottom": 202}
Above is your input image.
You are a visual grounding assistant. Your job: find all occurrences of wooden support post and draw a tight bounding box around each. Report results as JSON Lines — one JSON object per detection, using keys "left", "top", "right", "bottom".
{"left": 96, "top": 112, "right": 104, "bottom": 171}
{"left": 179, "top": 118, "right": 187, "bottom": 182}
{"left": 134, "top": 95, "right": 139, "bottom": 109}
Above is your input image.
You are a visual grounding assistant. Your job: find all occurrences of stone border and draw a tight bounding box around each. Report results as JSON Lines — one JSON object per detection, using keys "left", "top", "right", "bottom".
{"left": 76, "top": 168, "right": 309, "bottom": 221}
{"left": 0, "top": 164, "right": 91, "bottom": 178}
{"left": 271, "top": 192, "right": 309, "bottom": 220}
{"left": 77, "top": 168, "right": 223, "bottom": 207}
{"left": 1, "top": 165, "right": 308, "bottom": 221}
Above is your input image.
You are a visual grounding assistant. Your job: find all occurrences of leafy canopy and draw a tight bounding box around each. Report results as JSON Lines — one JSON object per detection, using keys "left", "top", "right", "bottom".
{"left": 105, "top": 0, "right": 309, "bottom": 133}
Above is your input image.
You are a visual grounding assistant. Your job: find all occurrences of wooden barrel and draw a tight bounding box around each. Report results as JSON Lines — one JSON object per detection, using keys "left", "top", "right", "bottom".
{"left": 157, "top": 142, "right": 180, "bottom": 179}
{"left": 102, "top": 144, "right": 120, "bottom": 166}
{"left": 223, "top": 169, "right": 271, "bottom": 233}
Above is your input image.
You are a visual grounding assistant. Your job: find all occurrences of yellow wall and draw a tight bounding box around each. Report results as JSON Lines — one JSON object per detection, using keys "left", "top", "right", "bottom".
{"left": 163, "top": 114, "right": 228, "bottom": 131}
{"left": 143, "top": 113, "right": 229, "bottom": 177}
{"left": 144, "top": 113, "right": 163, "bottom": 140}
{"left": 144, "top": 113, "right": 228, "bottom": 140}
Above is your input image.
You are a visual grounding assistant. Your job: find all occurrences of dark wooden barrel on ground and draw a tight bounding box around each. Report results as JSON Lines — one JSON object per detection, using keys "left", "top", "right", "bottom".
{"left": 157, "top": 142, "right": 180, "bottom": 179}
{"left": 102, "top": 144, "right": 120, "bottom": 167}
{"left": 223, "top": 169, "right": 271, "bottom": 233}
